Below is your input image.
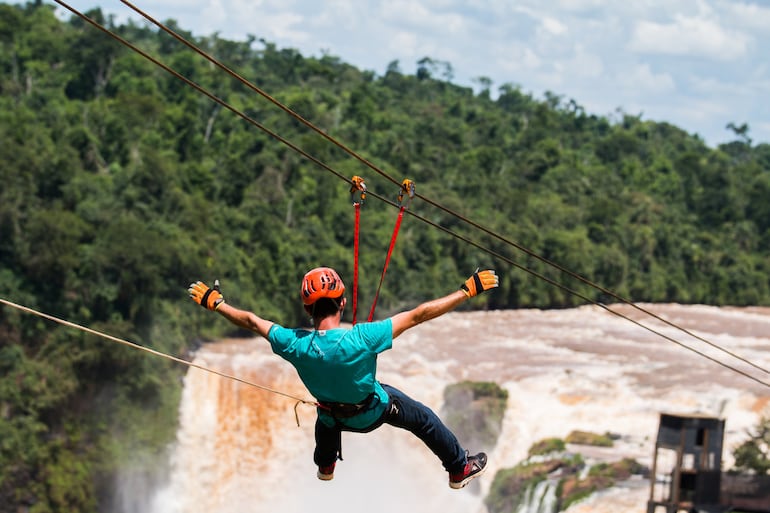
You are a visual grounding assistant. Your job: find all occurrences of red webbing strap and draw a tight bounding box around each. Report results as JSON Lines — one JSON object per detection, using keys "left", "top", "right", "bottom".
{"left": 350, "top": 176, "right": 366, "bottom": 325}
{"left": 367, "top": 206, "right": 406, "bottom": 322}
{"left": 352, "top": 202, "right": 361, "bottom": 325}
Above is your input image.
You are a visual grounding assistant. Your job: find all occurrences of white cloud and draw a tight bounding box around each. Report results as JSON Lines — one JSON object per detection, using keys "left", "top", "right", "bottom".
{"left": 381, "top": 1, "right": 468, "bottom": 35}
{"left": 56, "top": 0, "right": 770, "bottom": 146}
{"left": 311, "top": 1, "right": 358, "bottom": 27}
{"left": 388, "top": 31, "right": 421, "bottom": 59}
{"left": 199, "top": 0, "right": 227, "bottom": 29}
{"left": 553, "top": 0, "right": 607, "bottom": 13}
{"left": 513, "top": 4, "right": 569, "bottom": 38}
{"left": 569, "top": 44, "right": 604, "bottom": 78}
{"left": 540, "top": 16, "right": 568, "bottom": 36}
{"left": 671, "top": 97, "right": 732, "bottom": 126}
{"left": 689, "top": 75, "right": 746, "bottom": 96}
{"left": 381, "top": 0, "right": 432, "bottom": 21}
{"left": 227, "top": 9, "right": 307, "bottom": 45}
{"left": 753, "top": 120, "right": 770, "bottom": 140}
{"left": 521, "top": 47, "right": 543, "bottom": 70}
{"left": 724, "top": 1, "right": 770, "bottom": 31}
{"left": 628, "top": 15, "right": 750, "bottom": 61}
{"left": 618, "top": 63, "right": 676, "bottom": 95}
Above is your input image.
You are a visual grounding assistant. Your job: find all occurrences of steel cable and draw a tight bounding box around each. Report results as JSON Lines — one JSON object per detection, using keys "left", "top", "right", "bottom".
{"left": 44, "top": 0, "right": 770, "bottom": 389}
{"left": 114, "top": 0, "right": 770, "bottom": 378}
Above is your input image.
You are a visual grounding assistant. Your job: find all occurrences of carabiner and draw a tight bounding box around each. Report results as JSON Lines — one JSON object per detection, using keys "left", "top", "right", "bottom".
{"left": 350, "top": 175, "right": 367, "bottom": 205}
{"left": 397, "top": 179, "right": 415, "bottom": 208}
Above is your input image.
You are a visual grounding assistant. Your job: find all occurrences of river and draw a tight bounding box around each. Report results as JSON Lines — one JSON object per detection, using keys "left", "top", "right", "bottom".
{"left": 142, "top": 304, "right": 770, "bottom": 513}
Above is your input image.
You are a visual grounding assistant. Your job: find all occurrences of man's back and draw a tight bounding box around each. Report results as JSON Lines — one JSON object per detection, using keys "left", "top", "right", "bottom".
{"left": 267, "top": 321, "right": 393, "bottom": 429}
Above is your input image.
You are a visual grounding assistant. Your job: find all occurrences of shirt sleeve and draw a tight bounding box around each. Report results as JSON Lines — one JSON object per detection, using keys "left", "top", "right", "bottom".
{"left": 267, "top": 324, "right": 293, "bottom": 353}
{"left": 352, "top": 319, "right": 393, "bottom": 354}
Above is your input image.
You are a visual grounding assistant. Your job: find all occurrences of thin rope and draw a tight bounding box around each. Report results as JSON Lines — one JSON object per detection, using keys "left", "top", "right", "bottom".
{"left": 115, "top": 0, "right": 770, "bottom": 378}
{"left": 50, "top": 2, "right": 770, "bottom": 388}
{"left": 0, "top": 298, "right": 317, "bottom": 426}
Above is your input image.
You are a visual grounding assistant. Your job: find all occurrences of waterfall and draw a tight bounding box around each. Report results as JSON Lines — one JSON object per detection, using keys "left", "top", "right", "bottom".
{"left": 149, "top": 340, "right": 312, "bottom": 513}
{"left": 148, "top": 338, "right": 486, "bottom": 513}
{"left": 137, "top": 305, "right": 770, "bottom": 513}
{"left": 515, "top": 479, "right": 558, "bottom": 513}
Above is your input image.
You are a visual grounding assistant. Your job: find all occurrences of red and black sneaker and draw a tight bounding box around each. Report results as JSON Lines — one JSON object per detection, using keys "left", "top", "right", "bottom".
{"left": 449, "top": 452, "right": 487, "bottom": 489}
{"left": 317, "top": 462, "right": 335, "bottom": 481}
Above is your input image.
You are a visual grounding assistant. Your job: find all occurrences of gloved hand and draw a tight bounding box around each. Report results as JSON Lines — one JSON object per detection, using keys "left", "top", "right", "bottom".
{"left": 460, "top": 270, "right": 499, "bottom": 297}
{"left": 188, "top": 279, "right": 225, "bottom": 311}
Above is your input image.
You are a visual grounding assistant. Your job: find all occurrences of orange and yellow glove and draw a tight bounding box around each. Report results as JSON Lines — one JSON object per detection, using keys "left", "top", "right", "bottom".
{"left": 460, "top": 270, "right": 499, "bottom": 297}
{"left": 188, "top": 280, "right": 225, "bottom": 311}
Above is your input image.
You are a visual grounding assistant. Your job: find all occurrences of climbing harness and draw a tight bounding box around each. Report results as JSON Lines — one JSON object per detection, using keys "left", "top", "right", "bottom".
{"left": 319, "top": 392, "right": 377, "bottom": 419}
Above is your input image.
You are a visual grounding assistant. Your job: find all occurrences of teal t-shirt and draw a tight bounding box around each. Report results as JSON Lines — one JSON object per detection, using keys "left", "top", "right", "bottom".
{"left": 267, "top": 319, "right": 393, "bottom": 429}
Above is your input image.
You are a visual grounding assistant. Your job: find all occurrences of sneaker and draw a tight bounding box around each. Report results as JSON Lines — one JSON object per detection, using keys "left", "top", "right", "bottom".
{"left": 317, "top": 462, "right": 335, "bottom": 481}
{"left": 449, "top": 452, "right": 487, "bottom": 489}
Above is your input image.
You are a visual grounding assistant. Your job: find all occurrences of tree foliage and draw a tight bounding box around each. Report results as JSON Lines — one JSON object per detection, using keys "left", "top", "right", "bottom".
{"left": 1, "top": 2, "right": 769, "bottom": 510}
{"left": 733, "top": 416, "right": 770, "bottom": 475}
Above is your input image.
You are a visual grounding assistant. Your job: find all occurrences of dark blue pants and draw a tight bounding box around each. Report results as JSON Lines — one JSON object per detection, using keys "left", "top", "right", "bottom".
{"left": 313, "top": 384, "right": 467, "bottom": 474}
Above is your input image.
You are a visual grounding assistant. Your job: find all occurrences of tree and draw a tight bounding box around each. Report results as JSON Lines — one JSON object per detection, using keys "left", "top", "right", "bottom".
{"left": 3, "top": 3, "right": 770, "bottom": 510}
{"left": 733, "top": 416, "right": 770, "bottom": 474}
{"left": 473, "top": 76, "right": 492, "bottom": 98}
{"left": 65, "top": 8, "right": 123, "bottom": 100}
{"left": 726, "top": 121, "right": 751, "bottom": 145}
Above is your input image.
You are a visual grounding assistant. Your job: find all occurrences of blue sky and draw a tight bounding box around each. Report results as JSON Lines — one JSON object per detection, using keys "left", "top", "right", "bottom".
{"left": 55, "top": 0, "right": 770, "bottom": 148}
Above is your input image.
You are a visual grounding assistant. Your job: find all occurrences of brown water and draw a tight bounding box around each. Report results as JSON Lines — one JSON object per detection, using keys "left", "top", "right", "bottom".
{"left": 148, "top": 304, "right": 770, "bottom": 513}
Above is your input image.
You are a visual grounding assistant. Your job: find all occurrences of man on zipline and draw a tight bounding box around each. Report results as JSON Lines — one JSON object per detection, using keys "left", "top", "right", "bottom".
{"left": 188, "top": 267, "right": 498, "bottom": 489}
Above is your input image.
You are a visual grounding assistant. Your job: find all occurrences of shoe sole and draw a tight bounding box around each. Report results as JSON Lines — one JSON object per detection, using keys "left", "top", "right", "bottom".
{"left": 449, "top": 464, "right": 487, "bottom": 489}
{"left": 317, "top": 471, "right": 334, "bottom": 481}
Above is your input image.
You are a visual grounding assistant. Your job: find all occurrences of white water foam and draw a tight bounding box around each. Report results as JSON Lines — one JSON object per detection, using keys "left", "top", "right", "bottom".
{"left": 144, "top": 304, "right": 770, "bottom": 513}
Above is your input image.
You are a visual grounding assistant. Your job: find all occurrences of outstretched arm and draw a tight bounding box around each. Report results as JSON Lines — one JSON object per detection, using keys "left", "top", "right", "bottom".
{"left": 215, "top": 302, "right": 273, "bottom": 339}
{"left": 188, "top": 280, "right": 274, "bottom": 339}
{"left": 390, "top": 289, "right": 468, "bottom": 339}
{"left": 389, "top": 270, "right": 498, "bottom": 339}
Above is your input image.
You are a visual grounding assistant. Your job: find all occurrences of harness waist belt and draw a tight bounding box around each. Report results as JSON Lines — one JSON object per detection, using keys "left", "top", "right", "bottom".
{"left": 320, "top": 392, "right": 376, "bottom": 418}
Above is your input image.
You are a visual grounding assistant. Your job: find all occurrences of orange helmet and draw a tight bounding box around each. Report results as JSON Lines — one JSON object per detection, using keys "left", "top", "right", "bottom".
{"left": 300, "top": 267, "right": 345, "bottom": 305}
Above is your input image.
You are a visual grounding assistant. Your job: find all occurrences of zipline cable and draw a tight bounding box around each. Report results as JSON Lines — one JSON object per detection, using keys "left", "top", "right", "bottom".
{"left": 115, "top": 0, "right": 770, "bottom": 378}
{"left": 409, "top": 195, "right": 770, "bottom": 377}
{"left": 0, "top": 297, "right": 317, "bottom": 425}
{"left": 49, "top": 1, "right": 770, "bottom": 388}
{"left": 117, "top": 0, "right": 402, "bottom": 190}
{"left": 51, "top": 0, "right": 353, "bottom": 190}
{"left": 378, "top": 201, "right": 770, "bottom": 389}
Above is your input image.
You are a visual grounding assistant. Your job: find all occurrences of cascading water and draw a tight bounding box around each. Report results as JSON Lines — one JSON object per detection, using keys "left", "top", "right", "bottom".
{"left": 516, "top": 479, "right": 558, "bottom": 513}
{"left": 142, "top": 305, "right": 770, "bottom": 513}
{"left": 148, "top": 338, "right": 485, "bottom": 513}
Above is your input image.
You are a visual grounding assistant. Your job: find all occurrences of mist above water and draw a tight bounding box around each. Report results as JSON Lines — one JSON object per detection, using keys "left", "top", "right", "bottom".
{"left": 145, "top": 304, "right": 770, "bottom": 513}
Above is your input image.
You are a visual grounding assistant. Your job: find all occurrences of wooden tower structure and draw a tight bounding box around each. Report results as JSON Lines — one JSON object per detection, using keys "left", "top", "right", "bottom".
{"left": 647, "top": 412, "right": 725, "bottom": 513}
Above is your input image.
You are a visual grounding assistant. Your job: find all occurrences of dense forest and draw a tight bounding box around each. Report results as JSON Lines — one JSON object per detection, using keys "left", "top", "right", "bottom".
{"left": 1, "top": 1, "right": 769, "bottom": 511}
